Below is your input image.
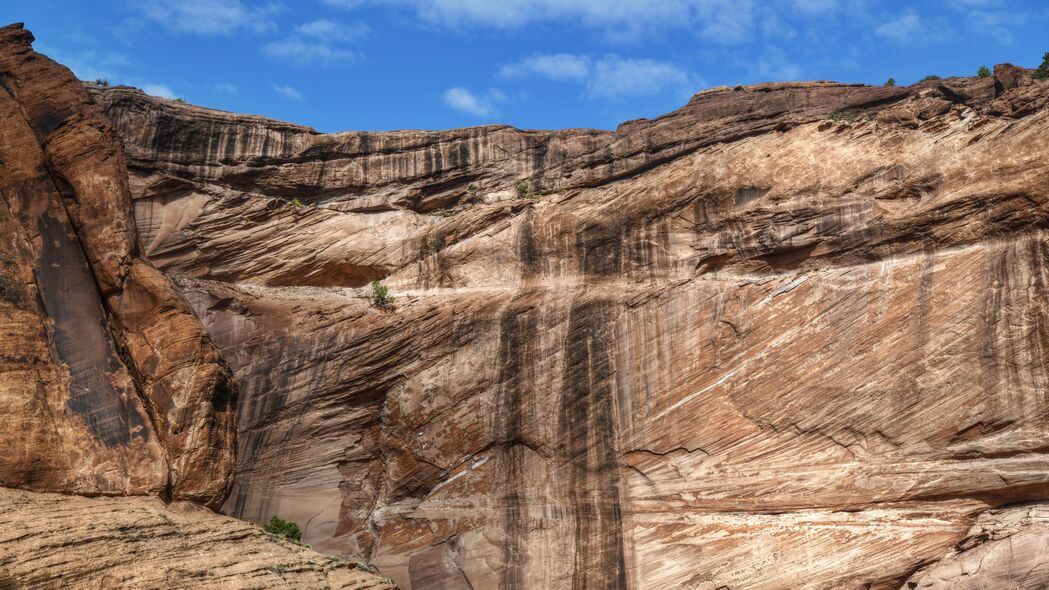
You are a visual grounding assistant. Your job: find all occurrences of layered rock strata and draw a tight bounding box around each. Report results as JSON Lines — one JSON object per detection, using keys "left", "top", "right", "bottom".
{"left": 4, "top": 17, "right": 1049, "bottom": 590}
{"left": 85, "top": 48, "right": 1049, "bottom": 590}
{"left": 0, "top": 486, "right": 396, "bottom": 590}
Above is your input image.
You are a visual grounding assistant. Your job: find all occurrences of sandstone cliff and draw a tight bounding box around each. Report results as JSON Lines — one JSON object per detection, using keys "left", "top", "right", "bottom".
{"left": 86, "top": 54, "right": 1049, "bottom": 589}
{"left": 0, "top": 22, "right": 235, "bottom": 509}
{"left": 0, "top": 23, "right": 391, "bottom": 589}
{"left": 0, "top": 487, "right": 396, "bottom": 589}
{"left": 4, "top": 18, "right": 1049, "bottom": 590}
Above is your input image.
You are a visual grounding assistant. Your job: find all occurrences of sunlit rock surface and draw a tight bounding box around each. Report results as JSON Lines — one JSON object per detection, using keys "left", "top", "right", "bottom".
{"left": 86, "top": 55, "right": 1049, "bottom": 589}
{"left": 0, "top": 22, "right": 234, "bottom": 508}
{"left": 0, "top": 487, "right": 397, "bottom": 590}
{"left": 5, "top": 16, "right": 1049, "bottom": 589}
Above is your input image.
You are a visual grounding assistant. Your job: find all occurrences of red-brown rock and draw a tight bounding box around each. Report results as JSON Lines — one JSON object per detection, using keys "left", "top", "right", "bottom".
{"left": 0, "top": 22, "right": 235, "bottom": 508}
{"left": 7, "top": 18, "right": 1049, "bottom": 590}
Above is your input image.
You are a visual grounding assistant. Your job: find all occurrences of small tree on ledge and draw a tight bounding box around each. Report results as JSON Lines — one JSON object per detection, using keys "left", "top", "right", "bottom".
{"left": 977, "top": 65, "right": 992, "bottom": 78}
{"left": 884, "top": 78, "right": 896, "bottom": 87}
{"left": 371, "top": 280, "right": 393, "bottom": 309}
{"left": 1036, "top": 52, "right": 1049, "bottom": 80}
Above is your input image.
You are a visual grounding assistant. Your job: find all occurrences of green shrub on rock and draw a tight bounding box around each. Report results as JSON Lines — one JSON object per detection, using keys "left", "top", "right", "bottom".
{"left": 264, "top": 516, "right": 302, "bottom": 543}
{"left": 371, "top": 280, "right": 392, "bottom": 309}
{"left": 1036, "top": 52, "right": 1049, "bottom": 80}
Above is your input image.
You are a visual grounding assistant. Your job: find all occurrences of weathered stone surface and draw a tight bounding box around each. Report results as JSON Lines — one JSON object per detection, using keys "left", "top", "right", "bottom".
{"left": 0, "top": 486, "right": 396, "bottom": 589}
{"left": 904, "top": 503, "right": 1049, "bottom": 589}
{"left": 6, "top": 18, "right": 1049, "bottom": 588}
{"left": 83, "top": 54, "right": 1049, "bottom": 590}
{"left": 0, "top": 22, "right": 234, "bottom": 507}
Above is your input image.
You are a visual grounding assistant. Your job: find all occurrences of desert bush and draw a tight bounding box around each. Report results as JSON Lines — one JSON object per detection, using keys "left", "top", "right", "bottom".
{"left": 371, "top": 280, "right": 392, "bottom": 309}
{"left": 514, "top": 179, "right": 539, "bottom": 201}
{"left": 920, "top": 74, "right": 941, "bottom": 82}
{"left": 263, "top": 516, "right": 301, "bottom": 543}
{"left": 95, "top": 78, "right": 109, "bottom": 87}
{"left": 977, "top": 65, "right": 991, "bottom": 78}
{"left": 884, "top": 77, "right": 896, "bottom": 87}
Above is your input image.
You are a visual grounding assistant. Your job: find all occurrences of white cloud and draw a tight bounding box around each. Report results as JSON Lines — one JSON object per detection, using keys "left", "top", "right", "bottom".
{"left": 130, "top": 0, "right": 280, "bottom": 35}
{"left": 326, "top": 0, "right": 761, "bottom": 44}
{"left": 293, "top": 19, "right": 370, "bottom": 42}
{"left": 587, "top": 57, "right": 694, "bottom": 100}
{"left": 442, "top": 87, "right": 502, "bottom": 117}
{"left": 142, "top": 84, "right": 176, "bottom": 99}
{"left": 498, "top": 53, "right": 700, "bottom": 101}
{"left": 874, "top": 9, "right": 922, "bottom": 42}
{"left": 264, "top": 19, "right": 367, "bottom": 65}
{"left": 272, "top": 83, "right": 304, "bottom": 100}
{"left": 263, "top": 39, "right": 359, "bottom": 64}
{"left": 875, "top": 8, "right": 952, "bottom": 45}
{"left": 35, "top": 44, "right": 131, "bottom": 82}
{"left": 498, "top": 53, "right": 591, "bottom": 81}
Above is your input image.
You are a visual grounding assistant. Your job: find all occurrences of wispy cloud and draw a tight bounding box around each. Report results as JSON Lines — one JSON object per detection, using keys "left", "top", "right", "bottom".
{"left": 130, "top": 0, "right": 280, "bottom": 35}
{"left": 263, "top": 19, "right": 366, "bottom": 65}
{"left": 442, "top": 87, "right": 504, "bottom": 117}
{"left": 142, "top": 84, "right": 176, "bottom": 99}
{"left": 263, "top": 40, "right": 359, "bottom": 65}
{"left": 499, "top": 53, "right": 591, "bottom": 81}
{"left": 588, "top": 57, "right": 696, "bottom": 101}
{"left": 875, "top": 8, "right": 953, "bottom": 45}
{"left": 272, "top": 83, "right": 304, "bottom": 100}
{"left": 498, "top": 53, "right": 701, "bottom": 101}
{"left": 35, "top": 46, "right": 131, "bottom": 82}
{"left": 293, "top": 19, "right": 369, "bottom": 42}
{"left": 326, "top": 0, "right": 774, "bottom": 45}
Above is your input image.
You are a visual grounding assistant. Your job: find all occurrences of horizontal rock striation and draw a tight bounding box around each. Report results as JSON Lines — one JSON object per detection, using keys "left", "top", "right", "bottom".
{"left": 0, "top": 487, "right": 396, "bottom": 589}
{"left": 86, "top": 53, "right": 1049, "bottom": 590}
{"left": 5, "top": 16, "right": 1049, "bottom": 589}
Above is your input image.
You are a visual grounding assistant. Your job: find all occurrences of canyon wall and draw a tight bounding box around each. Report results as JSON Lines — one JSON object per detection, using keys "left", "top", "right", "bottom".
{"left": 89, "top": 44, "right": 1049, "bottom": 590}
{"left": 5, "top": 17, "right": 1049, "bottom": 589}
{"left": 0, "top": 23, "right": 391, "bottom": 589}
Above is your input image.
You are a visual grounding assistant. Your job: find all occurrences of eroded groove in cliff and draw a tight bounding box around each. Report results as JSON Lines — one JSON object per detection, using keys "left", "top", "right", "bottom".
{"left": 558, "top": 299, "right": 627, "bottom": 590}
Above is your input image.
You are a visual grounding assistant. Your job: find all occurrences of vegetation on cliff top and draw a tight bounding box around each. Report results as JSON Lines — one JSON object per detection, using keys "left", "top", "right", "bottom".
{"left": 1037, "top": 52, "right": 1049, "bottom": 80}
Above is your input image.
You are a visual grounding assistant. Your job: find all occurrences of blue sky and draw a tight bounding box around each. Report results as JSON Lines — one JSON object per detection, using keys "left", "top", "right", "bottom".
{"left": 5, "top": 1, "right": 1048, "bottom": 132}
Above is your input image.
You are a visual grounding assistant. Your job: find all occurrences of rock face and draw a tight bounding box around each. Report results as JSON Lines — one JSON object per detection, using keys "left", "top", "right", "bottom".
{"left": 0, "top": 23, "right": 235, "bottom": 508}
{"left": 0, "top": 486, "right": 397, "bottom": 590}
{"left": 85, "top": 56, "right": 1049, "bottom": 590}
{"left": 6, "top": 18, "right": 1049, "bottom": 590}
{"left": 0, "top": 24, "right": 394, "bottom": 590}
